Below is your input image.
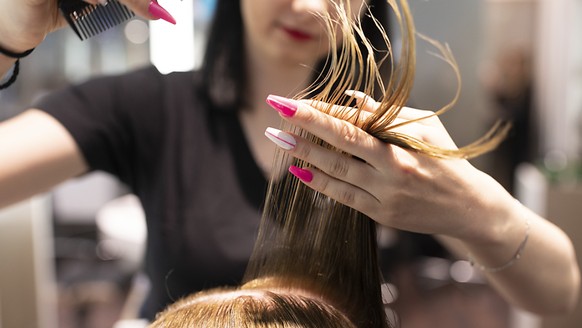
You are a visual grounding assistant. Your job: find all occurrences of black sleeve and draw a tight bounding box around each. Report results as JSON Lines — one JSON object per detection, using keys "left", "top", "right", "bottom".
{"left": 34, "top": 65, "right": 164, "bottom": 188}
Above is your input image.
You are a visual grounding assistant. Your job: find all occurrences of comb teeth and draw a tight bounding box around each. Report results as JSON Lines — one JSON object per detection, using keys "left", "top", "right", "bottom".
{"left": 59, "top": 0, "right": 135, "bottom": 40}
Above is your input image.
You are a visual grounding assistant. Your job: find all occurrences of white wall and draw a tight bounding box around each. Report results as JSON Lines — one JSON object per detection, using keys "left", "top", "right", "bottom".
{"left": 0, "top": 197, "right": 58, "bottom": 328}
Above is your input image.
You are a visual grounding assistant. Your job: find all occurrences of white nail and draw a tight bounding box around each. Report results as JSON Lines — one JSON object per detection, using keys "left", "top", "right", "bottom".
{"left": 344, "top": 89, "right": 378, "bottom": 110}
{"left": 265, "top": 127, "right": 296, "bottom": 150}
{"left": 98, "top": 0, "right": 108, "bottom": 6}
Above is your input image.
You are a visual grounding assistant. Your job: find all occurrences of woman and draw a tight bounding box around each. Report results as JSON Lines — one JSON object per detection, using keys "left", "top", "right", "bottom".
{"left": 0, "top": 0, "right": 579, "bottom": 322}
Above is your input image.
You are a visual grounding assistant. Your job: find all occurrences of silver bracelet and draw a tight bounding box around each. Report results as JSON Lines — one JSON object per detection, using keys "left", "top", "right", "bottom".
{"left": 468, "top": 216, "right": 530, "bottom": 273}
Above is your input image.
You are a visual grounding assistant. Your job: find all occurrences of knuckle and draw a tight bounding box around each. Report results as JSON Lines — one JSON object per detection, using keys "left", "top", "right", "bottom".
{"left": 315, "top": 175, "right": 330, "bottom": 194}
{"left": 328, "top": 156, "right": 350, "bottom": 178}
{"left": 294, "top": 142, "right": 312, "bottom": 159}
{"left": 338, "top": 122, "right": 360, "bottom": 145}
{"left": 337, "top": 189, "right": 356, "bottom": 205}
{"left": 301, "top": 105, "right": 321, "bottom": 126}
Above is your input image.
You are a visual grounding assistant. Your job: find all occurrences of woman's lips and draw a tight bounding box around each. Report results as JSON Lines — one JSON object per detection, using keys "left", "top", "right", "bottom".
{"left": 281, "top": 26, "right": 314, "bottom": 41}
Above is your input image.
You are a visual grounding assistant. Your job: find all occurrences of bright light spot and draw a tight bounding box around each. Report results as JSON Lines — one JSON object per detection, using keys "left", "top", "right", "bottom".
{"left": 450, "top": 260, "right": 475, "bottom": 283}
{"left": 125, "top": 20, "right": 150, "bottom": 44}
{"left": 544, "top": 150, "right": 568, "bottom": 172}
{"left": 381, "top": 283, "right": 398, "bottom": 304}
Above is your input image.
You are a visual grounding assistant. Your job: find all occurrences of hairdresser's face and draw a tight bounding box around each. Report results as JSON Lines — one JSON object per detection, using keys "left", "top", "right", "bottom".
{"left": 241, "top": 0, "right": 368, "bottom": 66}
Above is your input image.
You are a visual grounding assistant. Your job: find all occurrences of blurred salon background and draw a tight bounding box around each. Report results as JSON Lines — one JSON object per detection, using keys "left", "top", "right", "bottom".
{"left": 0, "top": 0, "right": 580, "bottom": 327}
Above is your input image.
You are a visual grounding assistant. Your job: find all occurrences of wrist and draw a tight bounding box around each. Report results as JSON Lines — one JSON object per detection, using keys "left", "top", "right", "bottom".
{"left": 454, "top": 170, "right": 519, "bottom": 246}
{"left": 468, "top": 212, "right": 530, "bottom": 273}
{"left": 456, "top": 175, "right": 531, "bottom": 268}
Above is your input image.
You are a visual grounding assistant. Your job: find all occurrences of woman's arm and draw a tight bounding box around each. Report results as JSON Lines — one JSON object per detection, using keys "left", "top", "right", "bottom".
{"left": 0, "top": 0, "right": 175, "bottom": 208}
{"left": 436, "top": 171, "right": 580, "bottom": 314}
{"left": 0, "top": 110, "right": 88, "bottom": 208}
{"left": 0, "top": 0, "right": 72, "bottom": 206}
{"left": 264, "top": 94, "right": 580, "bottom": 315}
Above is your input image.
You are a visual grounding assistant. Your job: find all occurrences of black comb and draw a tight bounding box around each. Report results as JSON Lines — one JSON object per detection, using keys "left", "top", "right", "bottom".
{"left": 58, "top": 0, "right": 135, "bottom": 40}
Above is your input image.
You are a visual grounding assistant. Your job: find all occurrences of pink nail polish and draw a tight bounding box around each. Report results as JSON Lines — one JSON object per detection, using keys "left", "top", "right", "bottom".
{"left": 289, "top": 166, "right": 313, "bottom": 183}
{"left": 149, "top": 1, "right": 176, "bottom": 25}
{"left": 266, "top": 95, "right": 298, "bottom": 117}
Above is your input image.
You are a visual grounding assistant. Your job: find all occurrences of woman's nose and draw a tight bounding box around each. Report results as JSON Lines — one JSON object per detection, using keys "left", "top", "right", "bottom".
{"left": 291, "top": 0, "right": 329, "bottom": 15}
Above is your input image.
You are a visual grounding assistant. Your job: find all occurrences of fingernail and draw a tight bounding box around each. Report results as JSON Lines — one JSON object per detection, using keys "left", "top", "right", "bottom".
{"left": 265, "top": 127, "right": 296, "bottom": 150}
{"left": 344, "top": 89, "right": 370, "bottom": 106}
{"left": 344, "top": 89, "right": 368, "bottom": 100}
{"left": 266, "top": 95, "right": 298, "bottom": 117}
{"left": 149, "top": 1, "right": 177, "bottom": 25}
{"left": 289, "top": 166, "right": 313, "bottom": 183}
{"left": 97, "top": 0, "right": 108, "bottom": 6}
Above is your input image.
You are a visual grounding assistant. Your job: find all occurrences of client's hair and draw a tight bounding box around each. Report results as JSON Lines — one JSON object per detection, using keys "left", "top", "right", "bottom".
{"left": 148, "top": 285, "right": 356, "bottom": 327}
{"left": 150, "top": 1, "right": 508, "bottom": 327}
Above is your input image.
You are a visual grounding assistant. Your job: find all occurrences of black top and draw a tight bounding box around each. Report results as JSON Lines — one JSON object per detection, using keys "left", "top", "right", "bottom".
{"left": 36, "top": 66, "right": 267, "bottom": 319}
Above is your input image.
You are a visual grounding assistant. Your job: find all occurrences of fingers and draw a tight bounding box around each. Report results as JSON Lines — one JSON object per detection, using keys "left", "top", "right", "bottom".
{"left": 305, "top": 91, "right": 440, "bottom": 129}
{"left": 119, "top": 0, "right": 176, "bottom": 24}
{"left": 288, "top": 164, "right": 381, "bottom": 218}
{"left": 269, "top": 125, "right": 383, "bottom": 217}
{"left": 340, "top": 90, "right": 436, "bottom": 125}
{"left": 264, "top": 126, "right": 386, "bottom": 215}
{"left": 270, "top": 93, "right": 461, "bottom": 154}
{"left": 263, "top": 93, "right": 469, "bottom": 229}
{"left": 263, "top": 95, "right": 413, "bottom": 221}
{"left": 265, "top": 127, "right": 378, "bottom": 188}
{"left": 82, "top": 0, "right": 107, "bottom": 5}
{"left": 300, "top": 99, "right": 372, "bottom": 123}
{"left": 300, "top": 89, "right": 378, "bottom": 122}
{"left": 344, "top": 89, "right": 378, "bottom": 113}
{"left": 268, "top": 95, "right": 386, "bottom": 169}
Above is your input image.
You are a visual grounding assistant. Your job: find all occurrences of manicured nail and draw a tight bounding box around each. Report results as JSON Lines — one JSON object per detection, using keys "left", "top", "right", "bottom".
{"left": 97, "top": 0, "right": 108, "bottom": 6}
{"left": 344, "top": 89, "right": 372, "bottom": 107}
{"left": 265, "top": 127, "right": 296, "bottom": 150}
{"left": 149, "top": 1, "right": 176, "bottom": 25}
{"left": 344, "top": 89, "right": 368, "bottom": 100}
{"left": 266, "top": 95, "right": 298, "bottom": 117}
{"left": 289, "top": 166, "right": 313, "bottom": 183}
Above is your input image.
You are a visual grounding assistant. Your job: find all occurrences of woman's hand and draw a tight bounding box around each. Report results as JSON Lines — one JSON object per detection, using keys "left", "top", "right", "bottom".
{"left": 264, "top": 93, "right": 505, "bottom": 242}
{"left": 0, "top": 0, "right": 172, "bottom": 53}
{"left": 265, "top": 92, "right": 580, "bottom": 315}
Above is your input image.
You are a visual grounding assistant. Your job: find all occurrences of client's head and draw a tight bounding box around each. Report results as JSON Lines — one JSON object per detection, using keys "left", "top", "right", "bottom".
{"left": 149, "top": 279, "right": 357, "bottom": 328}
